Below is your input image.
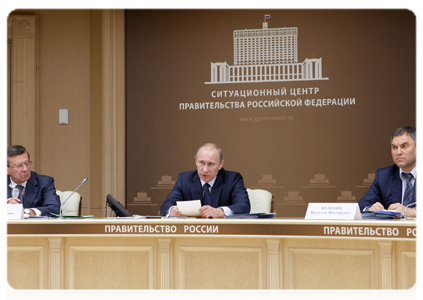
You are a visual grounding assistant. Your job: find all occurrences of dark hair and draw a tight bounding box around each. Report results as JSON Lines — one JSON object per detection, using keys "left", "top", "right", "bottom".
{"left": 390, "top": 126, "right": 416, "bottom": 144}
{"left": 7, "top": 145, "right": 30, "bottom": 166}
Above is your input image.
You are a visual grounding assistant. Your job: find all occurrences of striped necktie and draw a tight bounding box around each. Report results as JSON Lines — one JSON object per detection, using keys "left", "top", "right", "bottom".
{"left": 402, "top": 172, "right": 414, "bottom": 206}
{"left": 16, "top": 185, "right": 25, "bottom": 206}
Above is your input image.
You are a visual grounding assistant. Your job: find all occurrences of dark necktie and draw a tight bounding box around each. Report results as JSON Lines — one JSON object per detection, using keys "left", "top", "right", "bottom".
{"left": 203, "top": 183, "right": 212, "bottom": 206}
{"left": 16, "top": 185, "right": 25, "bottom": 206}
{"left": 402, "top": 172, "right": 414, "bottom": 206}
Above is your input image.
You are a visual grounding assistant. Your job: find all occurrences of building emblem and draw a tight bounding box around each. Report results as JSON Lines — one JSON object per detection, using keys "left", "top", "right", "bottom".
{"left": 206, "top": 15, "right": 329, "bottom": 84}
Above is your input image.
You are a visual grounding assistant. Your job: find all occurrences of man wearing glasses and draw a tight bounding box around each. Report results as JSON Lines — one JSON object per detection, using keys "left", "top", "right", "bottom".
{"left": 7, "top": 145, "right": 60, "bottom": 217}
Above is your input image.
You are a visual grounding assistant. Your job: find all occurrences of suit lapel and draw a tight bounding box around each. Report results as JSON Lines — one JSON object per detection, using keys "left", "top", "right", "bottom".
{"left": 23, "top": 172, "right": 38, "bottom": 208}
{"left": 390, "top": 167, "right": 402, "bottom": 204}
{"left": 7, "top": 175, "right": 12, "bottom": 198}
{"left": 210, "top": 170, "right": 223, "bottom": 208}
{"left": 189, "top": 173, "right": 203, "bottom": 201}
{"left": 411, "top": 167, "right": 420, "bottom": 203}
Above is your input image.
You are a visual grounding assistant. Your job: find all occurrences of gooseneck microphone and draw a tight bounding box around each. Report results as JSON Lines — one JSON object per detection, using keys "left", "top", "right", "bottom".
{"left": 59, "top": 177, "right": 88, "bottom": 218}
{"left": 402, "top": 201, "right": 416, "bottom": 221}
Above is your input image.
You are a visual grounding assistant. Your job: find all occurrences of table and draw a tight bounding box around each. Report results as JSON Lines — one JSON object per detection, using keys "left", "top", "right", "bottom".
{"left": 7, "top": 218, "right": 416, "bottom": 289}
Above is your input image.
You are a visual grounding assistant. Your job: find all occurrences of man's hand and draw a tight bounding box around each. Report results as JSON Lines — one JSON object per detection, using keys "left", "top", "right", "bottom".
{"left": 7, "top": 197, "right": 21, "bottom": 204}
{"left": 388, "top": 203, "right": 405, "bottom": 213}
{"left": 199, "top": 205, "right": 225, "bottom": 218}
{"left": 369, "top": 202, "right": 385, "bottom": 211}
{"left": 388, "top": 203, "right": 416, "bottom": 218}
{"left": 170, "top": 206, "right": 185, "bottom": 217}
{"left": 25, "top": 208, "right": 36, "bottom": 216}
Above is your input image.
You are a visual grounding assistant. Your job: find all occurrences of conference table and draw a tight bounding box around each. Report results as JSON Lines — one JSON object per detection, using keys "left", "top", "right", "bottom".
{"left": 7, "top": 217, "right": 416, "bottom": 290}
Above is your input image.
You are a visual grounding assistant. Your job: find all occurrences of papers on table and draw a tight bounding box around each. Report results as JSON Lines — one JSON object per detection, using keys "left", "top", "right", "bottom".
{"left": 373, "top": 210, "right": 402, "bottom": 219}
{"left": 176, "top": 200, "right": 201, "bottom": 217}
{"left": 361, "top": 210, "right": 402, "bottom": 219}
{"left": 224, "top": 213, "right": 276, "bottom": 219}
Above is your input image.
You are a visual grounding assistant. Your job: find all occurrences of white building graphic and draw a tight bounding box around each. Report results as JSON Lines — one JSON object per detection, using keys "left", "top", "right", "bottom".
{"left": 151, "top": 174, "right": 176, "bottom": 190}
{"left": 356, "top": 172, "right": 376, "bottom": 188}
{"left": 128, "top": 191, "right": 157, "bottom": 207}
{"left": 304, "top": 173, "right": 336, "bottom": 188}
{"left": 206, "top": 17, "right": 328, "bottom": 84}
{"left": 259, "top": 174, "right": 276, "bottom": 184}
{"left": 362, "top": 172, "right": 375, "bottom": 185}
{"left": 336, "top": 190, "right": 357, "bottom": 201}
{"left": 252, "top": 173, "right": 284, "bottom": 189}
{"left": 310, "top": 173, "right": 330, "bottom": 185}
{"left": 284, "top": 190, "right": 303, "bottom": 201}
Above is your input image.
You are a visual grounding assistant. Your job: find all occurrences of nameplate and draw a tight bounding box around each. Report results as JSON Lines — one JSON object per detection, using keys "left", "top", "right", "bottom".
{"left": 305, "top": 203, "right": 362, "bottom": 220}
{"left": 7, "top": 204, "right": 24, "bottom": 220}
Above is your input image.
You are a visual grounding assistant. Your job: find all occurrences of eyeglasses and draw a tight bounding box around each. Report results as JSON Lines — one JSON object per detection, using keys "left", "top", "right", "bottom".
{"left": 7, "top": 161, "right": 33, "bottom": 170}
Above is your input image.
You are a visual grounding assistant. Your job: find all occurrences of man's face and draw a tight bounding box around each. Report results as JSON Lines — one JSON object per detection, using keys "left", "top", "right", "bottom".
{"left": 391, "top": 133, "right": 416, "bottom": 172}
{"left": 7, "top": 152, "right": 32, "bottom": 184}
{"left": 195, "top": 147, "right": 224, "bottom": 182}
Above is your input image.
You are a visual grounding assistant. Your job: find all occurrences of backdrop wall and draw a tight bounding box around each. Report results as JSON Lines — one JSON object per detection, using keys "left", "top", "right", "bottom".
{"left": 125, "top": 9, "right": 415, "bottom": 217}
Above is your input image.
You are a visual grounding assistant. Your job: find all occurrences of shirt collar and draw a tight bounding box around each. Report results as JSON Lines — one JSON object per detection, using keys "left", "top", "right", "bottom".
{"left": 9, "top": 177, "right": 28, "bottom": 189}
{"left": 399, "top": 166, "right": 417, "bottom": 180}
{"left": 200, "top": 176, "right": 217, "bottom": 188}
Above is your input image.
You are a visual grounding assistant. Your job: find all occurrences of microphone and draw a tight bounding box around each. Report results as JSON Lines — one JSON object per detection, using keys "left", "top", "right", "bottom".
{"left": 402, "top": 201, "right": 416, "bottom": 221}
{"left": 59, "top": 177, "right": 88, "bottom": 218}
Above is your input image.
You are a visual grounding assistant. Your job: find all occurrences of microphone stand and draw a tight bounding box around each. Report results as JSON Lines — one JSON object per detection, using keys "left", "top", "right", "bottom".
{"left": 59, "top": 177, "right": 88, "bottom": 219}
{"left": 401, "top": 202, "right": 416, "bottom": 221}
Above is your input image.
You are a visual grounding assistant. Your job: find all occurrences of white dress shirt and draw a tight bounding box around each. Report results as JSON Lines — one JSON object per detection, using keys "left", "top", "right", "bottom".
{"left": 9, "top": 178, "right": 41, "bottom": 216}
{"left": 167, "top": 176, "right": 233, "bottom": 217}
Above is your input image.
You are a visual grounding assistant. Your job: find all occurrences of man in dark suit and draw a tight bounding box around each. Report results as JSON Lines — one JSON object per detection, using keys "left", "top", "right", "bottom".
{"left": 160, "top": 143, "right": 250, "bottom": 218}
{"left": 7, "top": 145, "right": 60, "bottom": 216}
{"left": 359, "top": 126, "right": 416, "bottom": 217}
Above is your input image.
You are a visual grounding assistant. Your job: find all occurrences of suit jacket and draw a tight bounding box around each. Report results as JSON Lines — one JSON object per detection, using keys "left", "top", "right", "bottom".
{"left": 160, "top": 168, "right": 250, "bottom": 216}
{"left": 358, "top": 164, "right": 416, "bottom": 212}
{"left": 7, "top": 171, "right": 61, "bottom": 216}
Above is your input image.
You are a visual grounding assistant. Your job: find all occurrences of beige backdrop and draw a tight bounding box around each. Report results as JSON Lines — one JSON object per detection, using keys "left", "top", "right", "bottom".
{"left": 125, "top": 10, "right": 415, "bottom": 217}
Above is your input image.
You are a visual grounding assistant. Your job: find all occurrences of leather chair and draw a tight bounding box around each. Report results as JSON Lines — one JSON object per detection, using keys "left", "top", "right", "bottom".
{"left": 247, "top": 188, "right": 274, "bottom": 214}
{"left": 56, "top": 190, "right": 82, "bottom": 216}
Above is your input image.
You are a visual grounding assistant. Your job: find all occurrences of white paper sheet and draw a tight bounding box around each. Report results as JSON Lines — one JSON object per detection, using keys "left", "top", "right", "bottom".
{"left": 176, "top": 200, "right": 201, "bottom": 217}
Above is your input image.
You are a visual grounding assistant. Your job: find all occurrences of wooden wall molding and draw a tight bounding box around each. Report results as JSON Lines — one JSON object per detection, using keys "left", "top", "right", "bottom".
{"left": 8, "top": 231, "right": 416, "bottom": 290}
{"left": 48, "top": 238, "right": 62, "bottom": 289}
{"left": 378, "top": 241, "right": 393, "bottom": 289}
{"left": 287, "top": 247, "right": 375, "bottom": 289}
{"left": 177, "top": 245, "right": 263, "bottom": 289}
{"left": 101, "top": 10, "right": 126, "bottom": 216}
{"left": 158, "top": 238, "right": 171, "bottom": 289}
{"left": 400, "top": 250, "right": 416, "bottom": 289}
{"left": 7, "top": 14, "right": 38, "bottom": 167}
{"left": 8, "top": 245, "right": 45, "bottom": 289}
{"left": 68, "top": 245, "right": 154, "bottom": 289}
{"left": 266, "top": 239, "right": 280, "bottom": 289}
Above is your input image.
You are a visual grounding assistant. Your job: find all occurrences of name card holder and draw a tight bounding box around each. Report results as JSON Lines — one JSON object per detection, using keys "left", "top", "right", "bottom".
{"left": 7, "top": 204, "right": 24, "bottom": 219}
{"left": 305, "top": 203, "right": 362, "bottom": 220}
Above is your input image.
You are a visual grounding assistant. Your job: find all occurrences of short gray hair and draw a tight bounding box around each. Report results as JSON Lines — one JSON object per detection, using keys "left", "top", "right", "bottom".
{"left": 195, "top": 143, "right": 223, "bottom": 163}
{"left": 390, "top": 126, "right": 416, "bottom": 145}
